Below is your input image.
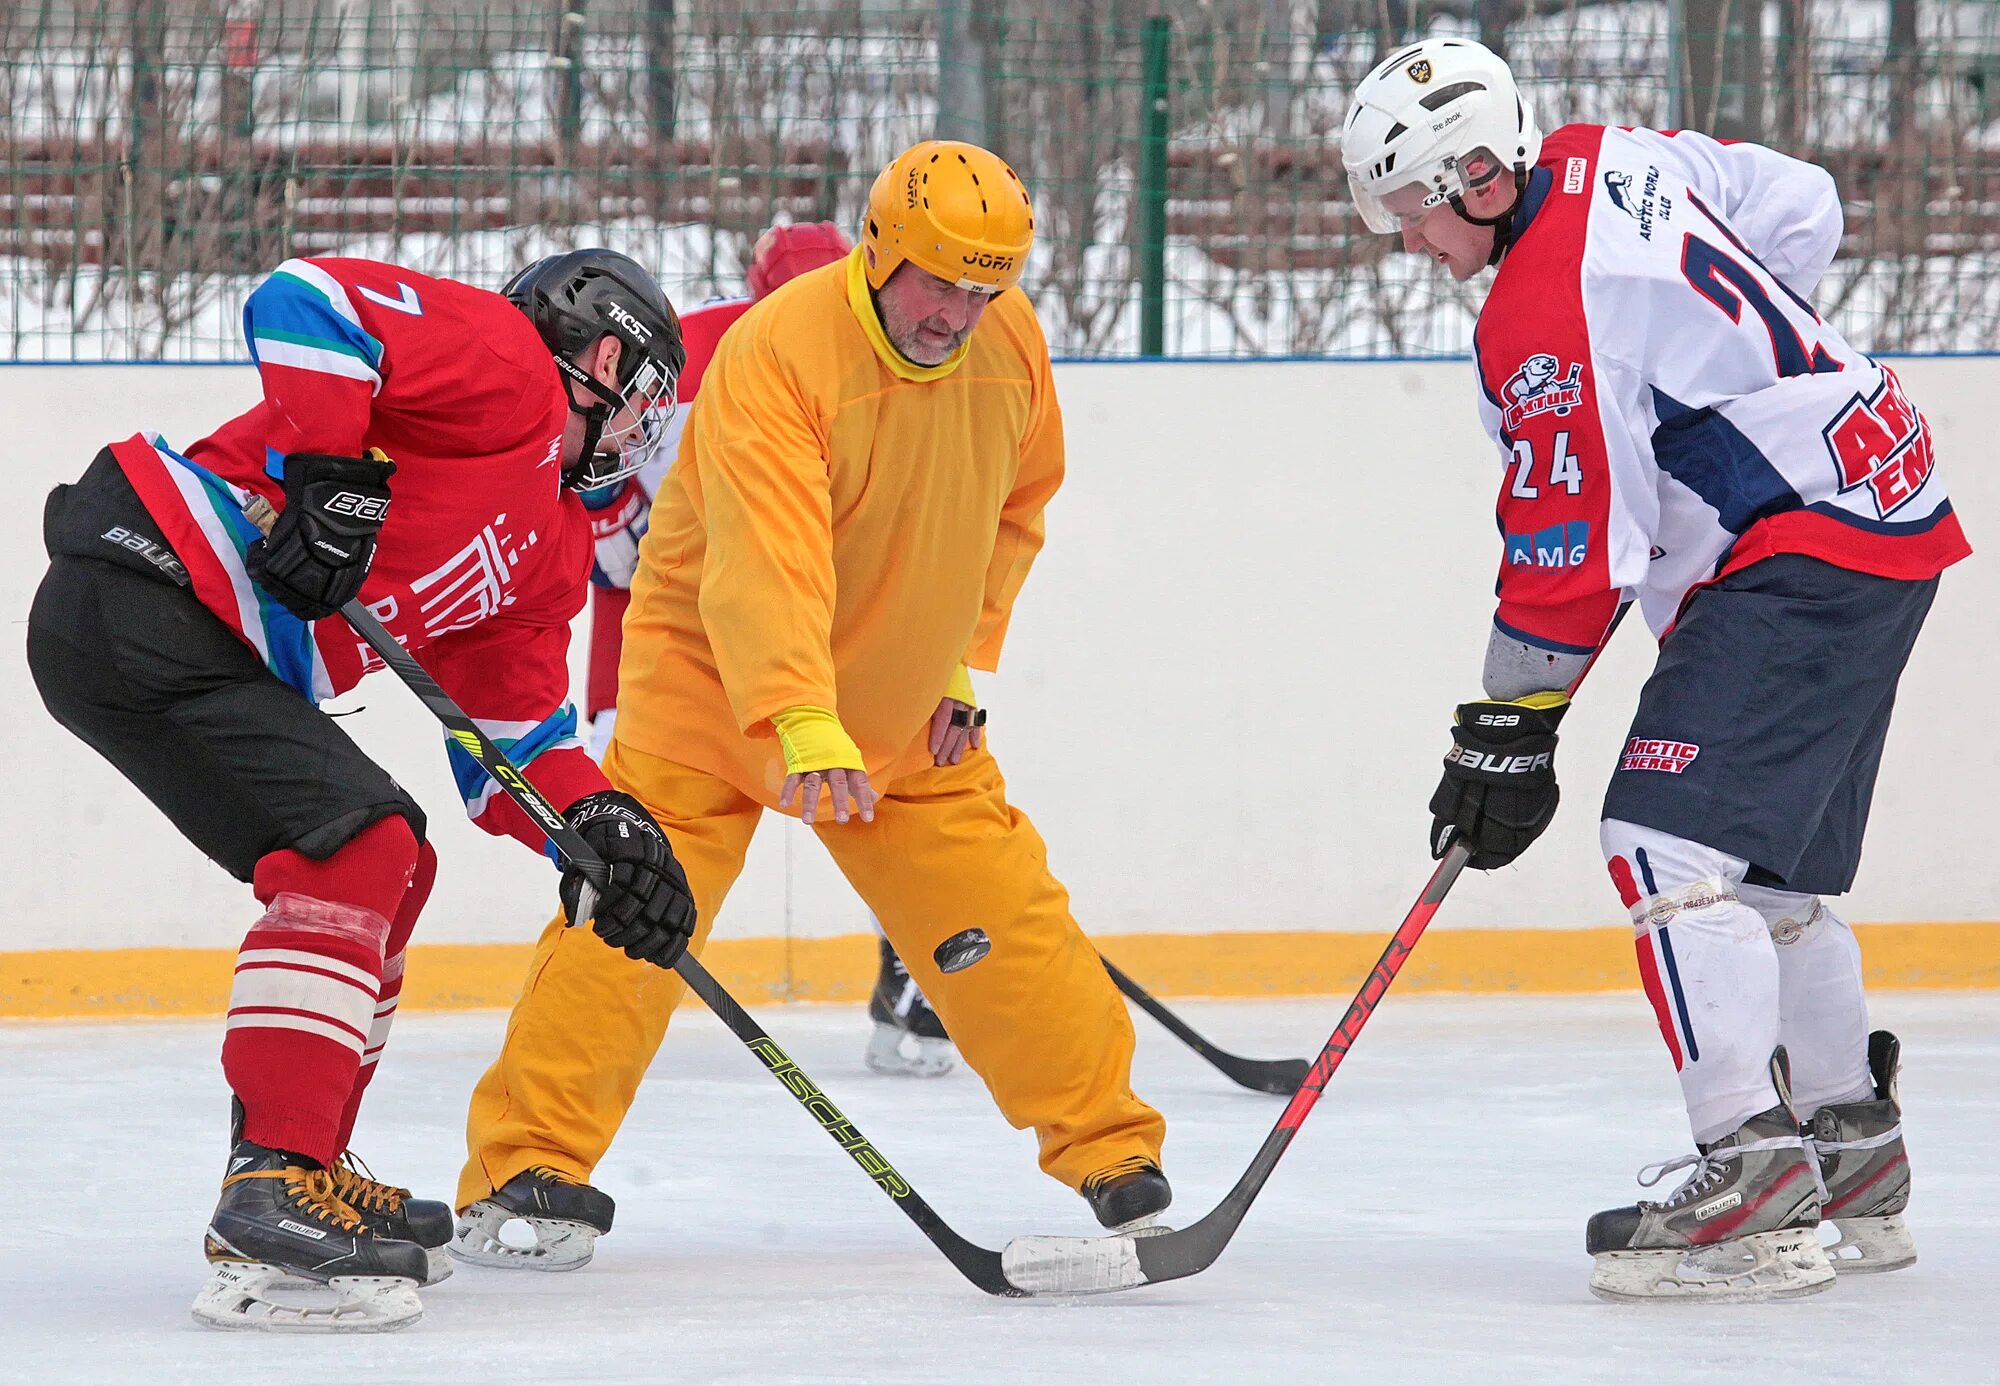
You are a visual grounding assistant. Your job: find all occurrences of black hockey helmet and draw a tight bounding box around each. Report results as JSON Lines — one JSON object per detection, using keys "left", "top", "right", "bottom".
{"left": 504, "top": 248, "right": 686, "bottom": 491}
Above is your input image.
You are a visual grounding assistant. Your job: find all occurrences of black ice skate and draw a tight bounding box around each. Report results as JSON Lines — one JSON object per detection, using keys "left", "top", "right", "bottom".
{"left": 1081, "top": 1157, "right": 1173, "bottom": 1233}
{"left": 330, "top": 1152, "right": 456, "bottom": 1285}
{"left": 1809, "top": 1029, "right": 1915, "bottom": 1274}
{"left": 866, "top": 936, "right": 956, "bottom": 1077}
{"left": 450, "top": 1166, "right": 616, "bottom": 1272}
{"left": 192, "top": 1141, "right": 428, "bottom": 1332}
{"left": 1586, "top": 1050, "right": 1833, "bottom": 1302}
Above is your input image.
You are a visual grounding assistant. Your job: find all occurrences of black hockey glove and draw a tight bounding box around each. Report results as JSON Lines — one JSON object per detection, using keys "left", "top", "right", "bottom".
{"left": 246, "top": 450, "right": 396, "bottom": 621}
{"left": 1428, "top": 693, "right": 1570, "bottom": 870}
{"left": 558, "top": 790, "right": 697, "bottom": 967}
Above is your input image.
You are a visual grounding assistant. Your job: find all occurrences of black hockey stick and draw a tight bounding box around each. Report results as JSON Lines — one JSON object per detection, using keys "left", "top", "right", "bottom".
{"left": 1001, "top": 840, "right": 1472, "bottom": 1293}
{"left": 1101, "top": 958, "right": 1311, "bottom": 1095}
{"left": 243, "top": 499, "right": 1042, "bottom": 1296}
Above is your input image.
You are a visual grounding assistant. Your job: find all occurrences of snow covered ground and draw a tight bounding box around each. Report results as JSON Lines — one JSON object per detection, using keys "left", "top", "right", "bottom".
{"left": 3, "top": 992, "right": 1993, "bottom": 1385}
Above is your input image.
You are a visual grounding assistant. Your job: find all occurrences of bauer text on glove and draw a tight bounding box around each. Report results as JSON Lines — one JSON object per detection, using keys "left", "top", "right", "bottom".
{"left": 246, "top": 450, "right": 395, "bottom": 621}
{"left": 1428, "top": 692, "right": 1569, "bottom": 870}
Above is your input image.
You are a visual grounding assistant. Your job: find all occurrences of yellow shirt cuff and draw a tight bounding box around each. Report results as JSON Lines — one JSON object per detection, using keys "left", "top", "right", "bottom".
{"left": 944, "top": 663, "right": 976, "bottom": 708}
{"left": 772, "top": 705, "right": 864, "bottom": 775}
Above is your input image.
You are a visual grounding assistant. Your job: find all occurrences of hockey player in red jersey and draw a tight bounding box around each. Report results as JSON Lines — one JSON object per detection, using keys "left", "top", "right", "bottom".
{"left": 27, "top": 249, "right": 698, "bottom": 1332}
{"left": 577, "top": 221, "right": 957, "bottom": 1079}
{"left": 1344, "top": 40, "right": 1965, "bottom": 1301}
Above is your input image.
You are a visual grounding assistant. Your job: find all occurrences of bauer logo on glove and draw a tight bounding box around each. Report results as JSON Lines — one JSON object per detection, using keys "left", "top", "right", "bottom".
{"left": 1429, "top": 692, "right": 1569, "bottom": 870}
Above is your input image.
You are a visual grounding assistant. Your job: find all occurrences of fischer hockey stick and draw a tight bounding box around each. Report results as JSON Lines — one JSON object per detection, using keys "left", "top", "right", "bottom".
{"left": 240, "top": 498, "right": 1041, "bottom": 1296}
{"left": 1101, "top": 958, "right": 1311, "bottom": 1095}
{"left": 1001, "top": 839, "right": 1474, "bottom": 1294}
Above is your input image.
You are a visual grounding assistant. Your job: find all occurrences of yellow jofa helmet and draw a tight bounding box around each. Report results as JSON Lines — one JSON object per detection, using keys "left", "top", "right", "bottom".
{"left": 862, "top": 140, "right": 1035, "bottom": 294}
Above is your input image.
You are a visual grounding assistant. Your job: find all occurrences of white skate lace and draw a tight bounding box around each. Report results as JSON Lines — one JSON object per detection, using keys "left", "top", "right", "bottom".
{"left": 1635, "top": 1134, "right": 1802, "bottom": 1209}
{"left": 1800, "top": 1122, "right": 1901, "bottom": 1204}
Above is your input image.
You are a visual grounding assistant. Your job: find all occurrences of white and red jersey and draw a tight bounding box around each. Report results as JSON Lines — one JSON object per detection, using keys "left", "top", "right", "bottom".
{"left": 1476, "top": 124, "right": 1969, "bottom": 656}
{"left": 109, "top": 256, "right": 608, "bottom": 851}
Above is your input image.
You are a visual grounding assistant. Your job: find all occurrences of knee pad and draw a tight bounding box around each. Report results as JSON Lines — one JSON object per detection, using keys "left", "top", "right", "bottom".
{"left": 1737, "top": 883, "right": 1834, "bottom": 947}
{"left": 254, "top": 812, "right": 423, "bottom": 922}
{"left": 1600, "top": 818, "right": 1749, "bottom": 924}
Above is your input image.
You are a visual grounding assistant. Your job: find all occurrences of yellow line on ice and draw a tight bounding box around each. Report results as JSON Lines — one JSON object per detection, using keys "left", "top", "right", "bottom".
{"left": 4, "top": 923, "right": 1997, "bottom": 1019}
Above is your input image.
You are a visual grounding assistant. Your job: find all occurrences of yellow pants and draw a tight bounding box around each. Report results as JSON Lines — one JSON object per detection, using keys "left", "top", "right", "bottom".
{"left": 458, "top": 738, "right": 1164, "bottom": 1210}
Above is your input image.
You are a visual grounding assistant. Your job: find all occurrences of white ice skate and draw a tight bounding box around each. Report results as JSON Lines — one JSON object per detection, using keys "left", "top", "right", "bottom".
{"left": 192, "top": 1258, "right": 424, "bottom": 1333}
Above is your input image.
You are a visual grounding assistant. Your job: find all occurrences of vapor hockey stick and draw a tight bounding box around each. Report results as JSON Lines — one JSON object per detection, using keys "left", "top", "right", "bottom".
{"left": 1001, "top": 839, "right": 1473, "bottom": 1293}
{"left": 1101, "top": 958, "right": 1311, "bottom": 1095}
{"left": 241, "top": 499, "right": 1046, "bottom": 1295}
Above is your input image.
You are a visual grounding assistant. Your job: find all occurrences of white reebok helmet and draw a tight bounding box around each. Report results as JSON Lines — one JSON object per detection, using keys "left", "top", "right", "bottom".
{"left": 1341, "top": 36, "right": 1541, "bottom": 234}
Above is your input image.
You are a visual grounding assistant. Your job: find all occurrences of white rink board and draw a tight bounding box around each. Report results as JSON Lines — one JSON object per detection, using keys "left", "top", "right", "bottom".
{"left": 3, "top": 358, "right": 1995, "bottom": 950}
{"left": 0, "top": 993, "right": 1994, "bottom": 1383}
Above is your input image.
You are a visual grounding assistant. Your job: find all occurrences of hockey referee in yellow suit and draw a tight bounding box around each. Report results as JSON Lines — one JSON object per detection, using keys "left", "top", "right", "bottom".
{"left": 451, "top": 141, "right": 1169, "bottom": 1271}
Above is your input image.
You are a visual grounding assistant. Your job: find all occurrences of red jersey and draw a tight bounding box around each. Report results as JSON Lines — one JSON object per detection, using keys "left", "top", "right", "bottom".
{"left": 109, "top": 256, "right": 609, "bottom": 852}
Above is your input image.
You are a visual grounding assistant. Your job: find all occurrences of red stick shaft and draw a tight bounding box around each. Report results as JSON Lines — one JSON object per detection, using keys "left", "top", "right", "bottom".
{"left": 1275, "top": 839, "right": 1471, "bottom": 1132}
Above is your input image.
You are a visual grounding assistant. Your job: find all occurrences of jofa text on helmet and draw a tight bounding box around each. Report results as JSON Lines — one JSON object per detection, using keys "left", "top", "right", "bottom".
{"left": 962, "top": 251, "right": 1016, "bottom": 270}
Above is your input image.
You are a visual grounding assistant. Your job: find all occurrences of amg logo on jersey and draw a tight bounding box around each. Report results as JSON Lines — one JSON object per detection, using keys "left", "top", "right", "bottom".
{"left": 1621, "top": 738, "right": 1700, "bottom": 774}
{"left": 1506, "top": 520, "right": 1590, "bottom": 569}
{"left": 1502, "top": 353, "right": 1583, "bottom": 431}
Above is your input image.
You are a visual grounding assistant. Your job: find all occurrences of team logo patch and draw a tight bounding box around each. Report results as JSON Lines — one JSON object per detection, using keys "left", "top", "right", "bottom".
{"left": 1501, "top": 353, "right": 1584, "bottom": 432}
{"left": 1406, "top": 58, "right": 1433, "bottom": 83}
{"left": 1563, "top": 156, "right": 1588, "bottom": 194}
{"left": 1621, "top": 738, "right": 1700, "bottom": 774}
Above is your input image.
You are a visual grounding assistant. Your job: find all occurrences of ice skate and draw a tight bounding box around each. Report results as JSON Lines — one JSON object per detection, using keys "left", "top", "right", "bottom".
{"left": 1081, "top": 1156, "right": 1173, "bottom": 1234}
{"left": 865, "top": 937, "right": 956, "bottom": 1078}
{"left": 330, "top": 1152, "right": 455, "bottom": 1285}
{"left": 1809, "top": 1030, "right": 1915, "bottom": 1274}
{"left": 192, "top": 1141, "right": 427, "bottom": 1332}
{"left": 1587, "top": 1051, "right": 1833, "bottom": 1303}
{"left": 450, "top": 1166, "right": 615, "bottom": 1271}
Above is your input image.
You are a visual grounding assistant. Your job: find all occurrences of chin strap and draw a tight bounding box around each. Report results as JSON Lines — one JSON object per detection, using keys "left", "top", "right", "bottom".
{"left": 551, "top": 352, "right": 621, "bottom": 488}
{"left": 1446, "top": 166, "right": 1530, "bottom": 269}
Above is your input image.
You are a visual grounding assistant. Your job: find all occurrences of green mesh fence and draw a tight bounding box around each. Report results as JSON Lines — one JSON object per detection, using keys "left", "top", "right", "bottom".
{"left": 3, "top": 1, "right": 1997, "bottom": 360}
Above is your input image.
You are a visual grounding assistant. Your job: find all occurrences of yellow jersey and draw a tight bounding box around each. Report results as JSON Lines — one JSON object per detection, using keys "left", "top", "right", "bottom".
{"left": 615, "top": 246, "right": 1065, "bottom": 806}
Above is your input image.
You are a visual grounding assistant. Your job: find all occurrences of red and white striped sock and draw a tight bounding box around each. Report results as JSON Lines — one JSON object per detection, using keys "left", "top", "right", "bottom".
{"left": 228, "top": 816, "right": 418, "bottom": 1165}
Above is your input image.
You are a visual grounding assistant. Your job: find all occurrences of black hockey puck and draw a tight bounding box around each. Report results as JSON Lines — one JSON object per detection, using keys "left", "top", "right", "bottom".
{"left": 933, "top": 928, "right": 991, "bottom": 974}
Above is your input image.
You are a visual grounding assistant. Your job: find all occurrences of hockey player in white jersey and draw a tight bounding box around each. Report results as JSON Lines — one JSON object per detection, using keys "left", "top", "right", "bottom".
{"left": 1343, "top": 39, "right": 1966, "bottom": 1301}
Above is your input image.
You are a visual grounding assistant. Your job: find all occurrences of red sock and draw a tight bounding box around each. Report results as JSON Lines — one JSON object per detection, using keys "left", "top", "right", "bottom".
{"left": 333, "top": 838, "right": 437, "bottom": 1153}
{"left": 226, "top": 816, "right": 419, "bottom": 1164}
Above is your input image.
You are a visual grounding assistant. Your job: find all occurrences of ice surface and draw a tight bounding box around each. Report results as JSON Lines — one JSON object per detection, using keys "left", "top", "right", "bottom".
{"left": 3, "top": 993, "right": 1993, "bottom": 1385}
